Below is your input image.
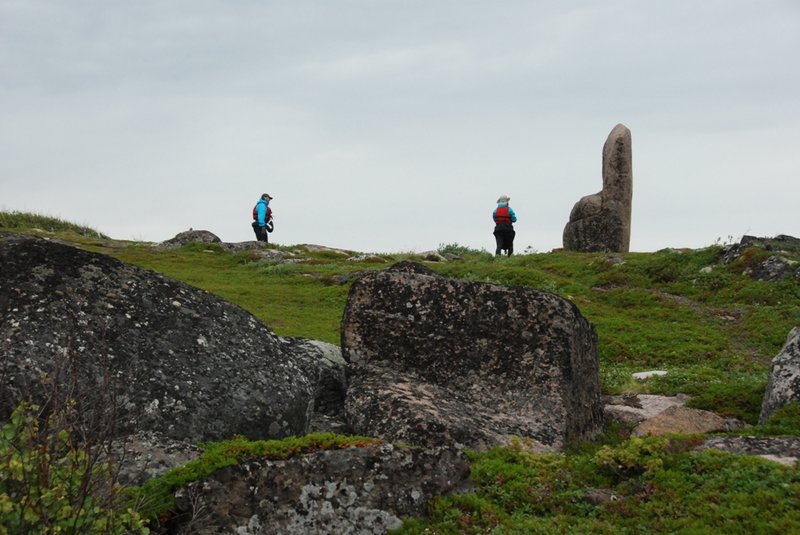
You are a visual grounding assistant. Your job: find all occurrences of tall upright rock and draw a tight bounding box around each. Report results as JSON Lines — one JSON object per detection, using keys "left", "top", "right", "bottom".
{"left": 563, "top": 124, "right": 633, "bottom": 253}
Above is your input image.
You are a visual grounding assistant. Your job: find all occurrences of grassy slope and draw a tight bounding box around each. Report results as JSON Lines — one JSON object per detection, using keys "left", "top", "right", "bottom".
{"left": 4, "top": 214, "right": 800, "bottom": 533}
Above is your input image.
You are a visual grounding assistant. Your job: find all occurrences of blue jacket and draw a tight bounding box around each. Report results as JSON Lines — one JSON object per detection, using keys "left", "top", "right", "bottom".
{"left": 493, "top": 203, "right": 517, "bottom": 223}
{"left": 255, "top": 198, "right": 270, "bottom": 227}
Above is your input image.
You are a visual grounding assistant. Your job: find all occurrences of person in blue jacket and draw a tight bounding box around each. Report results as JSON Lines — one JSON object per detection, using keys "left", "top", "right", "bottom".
{"left": 252, "top": 193, "right": 273, "bottom": 242}
{"left": 493, "top": 195, "right": 517, "bottom": 256}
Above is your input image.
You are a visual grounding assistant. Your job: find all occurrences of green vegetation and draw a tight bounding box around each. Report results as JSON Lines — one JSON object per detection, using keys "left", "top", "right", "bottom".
{"left": 2, "top": 212, "right": 800, "bottom": 533}
{"left": 0, "top": 402, "right": 148, "bottom": 534}
{"left": 396, "top": 434, "right": 800, "bottom": 534}
{"left": 0, "top": 210, "right": 110, "bottom": 239}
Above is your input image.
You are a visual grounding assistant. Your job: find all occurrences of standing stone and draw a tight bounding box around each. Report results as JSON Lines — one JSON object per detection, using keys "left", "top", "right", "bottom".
{"left": 760, "top": 327, "right": 800, "bottom": 424}
{"left": 341, "top": 261, "right": 603, "bottom": 451}
{"left": 563, "top": 124, "right": 633, "bottom": 252}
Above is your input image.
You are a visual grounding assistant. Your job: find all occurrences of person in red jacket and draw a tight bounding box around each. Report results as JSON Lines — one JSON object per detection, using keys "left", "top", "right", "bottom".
{"left": 493, "top": 195, "right": 517, "bottom": 256}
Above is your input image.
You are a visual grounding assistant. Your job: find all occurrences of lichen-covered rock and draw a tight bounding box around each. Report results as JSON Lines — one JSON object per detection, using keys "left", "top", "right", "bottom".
{"left": 563, "top": 124, "right": 633, "bottom": 253}
{"left": 760, "top": 327, "right": 800, "bottom": 424}
{"left": 278, "top": 337, "right": 350, "bottom": 433}
{"left": 341, "top": 261, "right": 603, "bottom": 451}
{"left": 632, "top": 406, "right": 729, "bottom": 437}
{"left": 745, "top": 255, "right": 797, "bottom": 281}
{"left": 157, "top": 229, "right": 221, "bottom": 248}
{"left": 0, "top": 234, "right": 316, "bottom": 443}
{"left": 697, "top": 436, "right": 800, "bottom": 466}
{"left": 170, "top": 442, "right": 471, "bottom": 535}
{"left": 109, "top": 432, "right": 203, "bottom": 487}
{"left": 604, "top": 394, "right": 690, "bottom": 425}
{"left": 719, "top": 234, "right": 800, "bottom": 265}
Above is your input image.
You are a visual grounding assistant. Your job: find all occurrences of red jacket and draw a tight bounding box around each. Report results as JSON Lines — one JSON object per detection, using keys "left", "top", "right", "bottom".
{"left": 494, "top": 205, "right": 513, "bottom": 225}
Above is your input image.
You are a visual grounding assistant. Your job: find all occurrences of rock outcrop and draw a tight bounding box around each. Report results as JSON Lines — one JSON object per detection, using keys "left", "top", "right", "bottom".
{"left": 0, "top": 234, "right": 324, "bottom": 443}
{"left": 760, "top": 327, "right": 800, "bottom": 424}
{"left": 718, "top": 235, "right": 800, "bottom": 281}
{"left": 341, "top": 261, "right": 603, "bottom": 451}
{"left": 698, "top": 436, "right": 800, "bottom": 467}
{"left": 157, "top": 229, "right": 222, "bottom": 248}
{"left": 563, "top": 124, "right": 633, "bottom": 253}
{"left": 169, "top": 442, "right": 471, "bottom": 535}
{"left": 632, "top": 406, "right": 731, "bottom": 437}
{"left": 604, "top": 394, "right": 690, "bottom": 425}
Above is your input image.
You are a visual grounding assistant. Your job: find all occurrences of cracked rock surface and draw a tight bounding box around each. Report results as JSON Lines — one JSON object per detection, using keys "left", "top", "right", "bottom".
{"left": 0, "top": 234, "right": 316, "bottom": 443}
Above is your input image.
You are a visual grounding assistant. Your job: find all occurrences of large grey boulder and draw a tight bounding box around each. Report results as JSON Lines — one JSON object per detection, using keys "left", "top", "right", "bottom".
{"left": 760, "top": 327, "right": 800, "bottom": 424}
{"left": 0, "top": 234, "right": 317, "bottom": 443}
{"left": 563, "top": 124, "right": 633, "bottom": 253}
{"left": 341, "top": 261, "right": 603, "bottom": 451}
{"left": 169, "top": 442, "right": 470, "bottom": 535}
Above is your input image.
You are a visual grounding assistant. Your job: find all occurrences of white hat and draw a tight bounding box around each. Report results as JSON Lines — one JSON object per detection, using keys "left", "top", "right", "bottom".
{"left": 497, "top": 195, "right": 510, "bottom": 203}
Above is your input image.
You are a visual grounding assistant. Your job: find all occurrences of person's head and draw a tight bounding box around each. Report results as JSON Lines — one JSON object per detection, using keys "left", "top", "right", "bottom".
{"left": 261, "top": 193, "right": 273, "bottom": 201}
{"left": 497, "top": 195, "right": 510, "bottom": 204}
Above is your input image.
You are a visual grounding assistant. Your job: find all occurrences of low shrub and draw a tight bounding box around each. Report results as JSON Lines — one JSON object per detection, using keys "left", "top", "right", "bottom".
{"left": 0, "top": 402, "right": 148, "bottom": 534}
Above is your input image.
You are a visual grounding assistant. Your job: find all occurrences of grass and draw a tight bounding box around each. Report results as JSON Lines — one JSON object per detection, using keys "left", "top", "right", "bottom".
{"left": 3, "top": 211, "right": 800, "bottom": 532}
{"left": 0, "top": 210, "right": 110, "bottom": 238}
{"left": 392, "top": 435, "right": 800, "bottom": 534}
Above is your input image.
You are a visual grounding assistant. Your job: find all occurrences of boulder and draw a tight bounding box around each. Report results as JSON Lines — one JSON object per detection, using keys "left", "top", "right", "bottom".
{"left": 563, "top": 124, "right": 633, "bottom": 253}
{"left": 169, "top": 442, "right": 471, "bottom": 535}
{"left": 341, "top": 261, "right": 603, "bottom": 451}
{"left": 632, "top": 406, "right": 729, "bottom": 437}
{"left": 0, "top": 234, "right": 320, "bottom": 443}
{"left": 604, "top": 394, "right": 690, "bottom": 425}
{"left": 157, "top": 229, "right": 221, "bottom": 248}
{"left": 278, "top": 337, "right": 350, "bottom": 434}
{"left": 719, "top": 234, "right": 800, "bottom": 265}
{"left": 760, "top": 327, "right": 800, "bottom": 424}
{"left": 745, "top": 255, "right": 797, "bottom": 281}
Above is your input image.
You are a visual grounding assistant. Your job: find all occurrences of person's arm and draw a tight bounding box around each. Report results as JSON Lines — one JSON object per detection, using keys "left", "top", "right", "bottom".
{"left": 509, "top": 207, "right": 517, "bottom": 223}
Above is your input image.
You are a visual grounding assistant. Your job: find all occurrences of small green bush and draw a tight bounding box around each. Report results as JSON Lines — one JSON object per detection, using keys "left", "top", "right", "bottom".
{"left": 0, "top": 402, "right": 148, "bottom": 534}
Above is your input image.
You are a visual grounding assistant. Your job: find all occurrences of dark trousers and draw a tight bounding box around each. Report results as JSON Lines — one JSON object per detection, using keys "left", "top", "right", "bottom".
{"left": 494, "top": 225, "right": 515, "bottom": 256}
{"left": 252, "top": 222, "right": 269, "bottom": 243}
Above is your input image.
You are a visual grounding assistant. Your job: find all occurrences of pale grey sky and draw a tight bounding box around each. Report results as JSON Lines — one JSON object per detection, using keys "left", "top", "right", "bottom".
{"left": 2, "top": 1, "right": 798, "bottom": 253}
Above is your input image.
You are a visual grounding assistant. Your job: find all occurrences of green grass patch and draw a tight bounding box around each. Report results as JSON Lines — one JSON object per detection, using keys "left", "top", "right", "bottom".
{"left": 0, "top": 210, "right": 109, "bottom": 238}
{"left": 393, "top": 436, "right": 800, "bottom": 534}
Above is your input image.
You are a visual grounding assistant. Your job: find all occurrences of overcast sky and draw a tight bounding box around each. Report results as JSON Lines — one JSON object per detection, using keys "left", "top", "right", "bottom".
{"left": 1, "top": 1, "right": 798, "bottom": 253}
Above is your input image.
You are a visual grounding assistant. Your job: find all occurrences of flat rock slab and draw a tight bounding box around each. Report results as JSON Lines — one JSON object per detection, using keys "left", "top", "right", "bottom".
{"left": 698, "top": 436, "right": 800, "bottom": 466}
{"left": 633, "top": 406, "right": 728, "bottom": 437}
{"left": 604, "top": 394, "right": 690, "bottom": 424}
